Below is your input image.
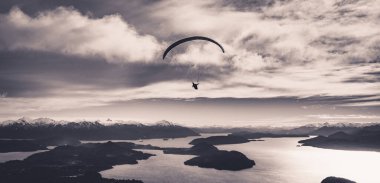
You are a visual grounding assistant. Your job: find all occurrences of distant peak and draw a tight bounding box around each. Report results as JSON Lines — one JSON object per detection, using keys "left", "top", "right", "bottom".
{"left": 32, "top": 118, "right": 56, "bottom": 124}
{"left": 155, "top": 120, "right": 176, "bottom": 126}
{"left": 19, "top": 116, "right": 33, "bottom": 123}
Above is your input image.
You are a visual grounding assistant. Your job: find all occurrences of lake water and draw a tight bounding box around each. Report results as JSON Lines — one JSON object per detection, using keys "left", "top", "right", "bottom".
{"left": 100, "top": 134, "right": 380, "bottom": 183}
{"left": 0, "top": 150, "right": 48, "bottom": 163}
{"left": 0, "top": 145, "right": 56, "bottom": 163}
{"left": 1, "top": 134, "right": 379, "bottom": 182}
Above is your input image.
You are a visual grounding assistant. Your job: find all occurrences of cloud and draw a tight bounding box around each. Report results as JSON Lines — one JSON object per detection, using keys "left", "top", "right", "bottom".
{"left": 307, "top": 114, "right": 380, "bottom": 120}
{"left": 170, "top": 43, "right": 226, "bottom": 66}
{"left": 1, "top": 1, "right": 379, "bottom": 98}
{"left": 145, "top": 0, "right": 380, "bottom": 94}
{"left": 2, "top": 96, "right": 379, "bottom": 125}
{"left": 0, "top": 0, "right": 162, "bottom": 39}
{"left": 0, "top": 49, "right": 229, "bottom": 98}
{"left": 220, "top": 0, "right": 281, "bottom": 12}
{"left": 0, "top": 7, "right": 163, "bottom": 63}
{"left": 0, "top": 0, "right": 380, "bottom": 123}
{"left": 150, "top": 0, "right": 380, "bottom": 68}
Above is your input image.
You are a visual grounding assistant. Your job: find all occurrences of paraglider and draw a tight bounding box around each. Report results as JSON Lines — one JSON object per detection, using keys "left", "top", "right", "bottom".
{"left": 192, "top": 82, "right": 199, "bottom": 90}
{"left": 162, "top": 36, "right": 224, "bottom": 90}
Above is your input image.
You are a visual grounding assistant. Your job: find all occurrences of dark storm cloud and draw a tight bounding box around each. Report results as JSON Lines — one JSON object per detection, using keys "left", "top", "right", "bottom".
{"left": 344, "top": 77, "right": 380, "bottom": 83}
{"left": 366, "top": 71, "right": 380, "bottom": 76}
{"left": 121, "top": 62, "right": 230, "bottom": 87}
{"left": 368, "top": 55, "right": 380, "bottom": 63}
{"left": 0, "top": 50, "right": 117, "bottom": 97}
{"left": 311, "top": 36, "right": 360, "bottom": 48}
{"left": 0, "top": 75, "right": 49, "bottom": 97}
{"left": 334, "top": 0, "right": 360, "bottom": 7}
{"left": 0, "top": 50, "right": 228, "bottom": 97}
{"left": 219, "top": 0, "right": 289, "bottom": 12}
{"left": 0, "top": 0, "right": 162, "bottom": 37}
{"left": 216, "top": 0, "right": 296, "bottom": 20}
{"left": 310, "top": 35, "right": 361, "bottom": 56}
{"left": 0, "top": 0, "right": 156, "bottom": 17}
{"left": 344, "top": 71, "right": 380, "bottom": 83}
{"left": 238, "top": 33, "right": 280, "bottom": 54}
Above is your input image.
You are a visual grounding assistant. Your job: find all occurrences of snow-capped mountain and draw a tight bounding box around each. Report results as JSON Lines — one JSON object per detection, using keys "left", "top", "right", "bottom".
{"left": 0, "top": 117, "right": 199, "bottom": 140}
{"left": 154, "top": 120, "right": 177, "bottom": 127}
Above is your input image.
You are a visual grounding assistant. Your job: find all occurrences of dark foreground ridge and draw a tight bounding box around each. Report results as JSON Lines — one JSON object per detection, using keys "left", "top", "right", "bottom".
{"left": 0, "top": 141, "right": 153, "bottom": 183}
{"left": 189, "top": 134, "right": 250, "bottom": 145}
{"left": 164, "top": 142, "right": 255, "bottom": 170}
{"left": 321, "top": 176, "right": 356, "bottom": 183}
{"left": 299, "top": 125, "right": 380, "bottom": 151}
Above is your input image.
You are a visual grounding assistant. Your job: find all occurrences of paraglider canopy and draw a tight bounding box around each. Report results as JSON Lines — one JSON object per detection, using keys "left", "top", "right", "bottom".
{"left": 162, "top": 36, "right": 225, "bottom": 60}
{"left": 162, "top": 36, "right": 224, "bottom": 90}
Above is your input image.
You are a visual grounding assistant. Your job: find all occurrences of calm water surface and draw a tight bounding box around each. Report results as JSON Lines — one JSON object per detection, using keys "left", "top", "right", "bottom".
{"left": 0, "top": 150, "right": 48, "bottom": 163}
{"left": 100, "top": 134, "right": 380, "bottom": 183}
{"left": 1, "top": 134, "right": 379, "bottom": 182}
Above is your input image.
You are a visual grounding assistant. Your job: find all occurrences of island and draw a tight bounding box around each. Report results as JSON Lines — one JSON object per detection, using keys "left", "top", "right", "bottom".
{"left": 0, "top": 141, "right": 153, "bottom": 183}
{"left": 164, "top": 142, "right": 255, "bottom": 171}
{"left": 164, "top": 142, "right": 219, "bottom": 155}
{"left": 184, "top": 150, "right": 255, "bottom": 171}
{"left": 321, "top": 176, "right": 356, "bottom": 183}
{"left": 189, "top": 134, "right": 250, "bottom": 145}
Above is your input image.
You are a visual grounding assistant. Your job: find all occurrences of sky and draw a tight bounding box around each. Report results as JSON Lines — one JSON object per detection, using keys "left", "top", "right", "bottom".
{"left": 0, "top": 0, "right": 380, "bottom": 126}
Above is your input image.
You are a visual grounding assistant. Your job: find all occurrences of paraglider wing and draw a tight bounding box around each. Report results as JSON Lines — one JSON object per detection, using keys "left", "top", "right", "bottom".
{"left": 162, "top": 36, "right": 225, "bottom": 60}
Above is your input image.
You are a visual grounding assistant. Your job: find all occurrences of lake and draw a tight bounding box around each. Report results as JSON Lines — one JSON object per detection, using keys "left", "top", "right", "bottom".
{"left": 1, "top": 134, "right": 379, "bottom": 182}
{"left": 100, "top": 134, "right": 380, "bottom": 183}
{"left": 0, "top": 150, "right": 48, "bottom": 163}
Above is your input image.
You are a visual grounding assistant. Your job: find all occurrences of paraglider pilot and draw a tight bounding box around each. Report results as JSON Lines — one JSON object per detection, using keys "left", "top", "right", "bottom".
{"left": 162, "top": 36, "right": 224, "bottom": 91}
{"left": 192, "top": 82, "right": 199, "bottom": 90}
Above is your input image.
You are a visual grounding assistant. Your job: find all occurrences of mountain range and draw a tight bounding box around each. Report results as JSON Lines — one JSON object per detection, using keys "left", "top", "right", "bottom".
{"left": 0, "top": 118, "right": 199, "bottom": 140}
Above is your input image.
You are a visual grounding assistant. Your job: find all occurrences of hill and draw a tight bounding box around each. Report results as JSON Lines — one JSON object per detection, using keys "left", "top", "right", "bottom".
{"left": 299, "top": 124, "right": 380, "bottom": 151}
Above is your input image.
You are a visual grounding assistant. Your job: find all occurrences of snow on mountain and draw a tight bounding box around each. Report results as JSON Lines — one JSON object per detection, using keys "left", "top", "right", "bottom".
{"left": 153, "top": 120, "right": 177, "bottom": 127}
{"left": 0, "top": 118, "right": 178, "bottom": 128}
